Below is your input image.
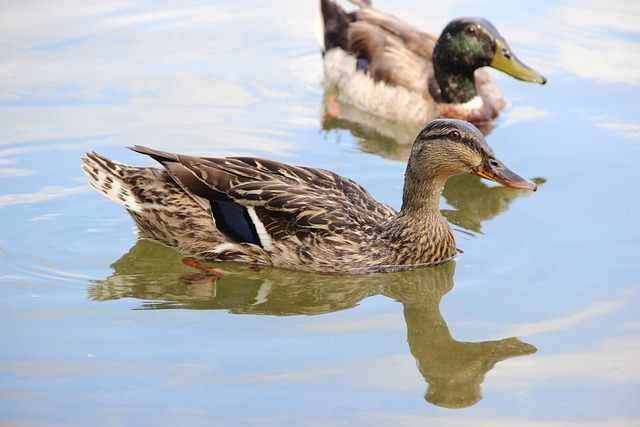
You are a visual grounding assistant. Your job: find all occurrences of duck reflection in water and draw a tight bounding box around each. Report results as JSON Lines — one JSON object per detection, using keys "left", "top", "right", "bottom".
{"left": 320, "top": 91, "right": 498, "bottom": 156}
{"left": 89, "top": 240, "right": 536, "bottom": 408}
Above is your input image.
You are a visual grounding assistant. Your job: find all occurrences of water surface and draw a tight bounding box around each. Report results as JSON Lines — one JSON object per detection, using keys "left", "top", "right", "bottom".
{"left": 1, "top": 0, "right": 639, "bottom": 425}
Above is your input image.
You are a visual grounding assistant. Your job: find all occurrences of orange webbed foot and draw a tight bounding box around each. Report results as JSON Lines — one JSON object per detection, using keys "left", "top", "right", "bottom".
{"left": 322, "top": 94, "right": 342, "bottom": 121}
{"left": 180, "top": 257, "right": 227, "bottom": 283}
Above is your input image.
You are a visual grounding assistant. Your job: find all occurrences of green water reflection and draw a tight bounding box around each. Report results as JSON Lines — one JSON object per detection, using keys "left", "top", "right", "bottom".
{"left": 442, "top": 174, "right": 545, "bottom": 234}
{"left": 90, "top": 239, "right": 536, "bottom": 409}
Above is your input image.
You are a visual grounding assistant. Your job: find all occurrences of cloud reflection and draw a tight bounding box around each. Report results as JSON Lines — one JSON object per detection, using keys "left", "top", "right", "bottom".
{"left": 0, "top": 185, "right": 90, "bottom": 207}
{"left": 532, "top": 0, "right": 640, "bottom": 84}
{"left": 490, "top": 333, "right": 640, "bottom": 388}
{"left": 0, "top": 1, "right": 321, "bottom": 156}
{"left": 598, "top": 120, "right": 640, "bottom": 140}
{"left": 0, "top": 168, "right": 34, "bottom": 178}
{"left": 502, "top": 299, "right": 627, "bottom": 337}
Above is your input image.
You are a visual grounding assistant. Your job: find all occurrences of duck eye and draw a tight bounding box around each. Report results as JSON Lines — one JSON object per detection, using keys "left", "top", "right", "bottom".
{"left": 448, "top": 130, "right": 462, "bottom": 141}
{"left": 465, "top": 25, "right": 477, "bottom": 35}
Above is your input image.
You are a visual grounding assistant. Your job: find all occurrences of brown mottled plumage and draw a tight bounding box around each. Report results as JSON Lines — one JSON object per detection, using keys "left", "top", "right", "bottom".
{"left": 320, "top": 0, "right": 546, "bottom": 126}
{"left": 82, "top": 119, "right": 536, "bottom": 274}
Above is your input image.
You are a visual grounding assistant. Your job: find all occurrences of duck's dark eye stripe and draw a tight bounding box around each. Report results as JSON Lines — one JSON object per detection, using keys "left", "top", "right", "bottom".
{"left": 448, "top": 130, "right": 461, "bottom": 140}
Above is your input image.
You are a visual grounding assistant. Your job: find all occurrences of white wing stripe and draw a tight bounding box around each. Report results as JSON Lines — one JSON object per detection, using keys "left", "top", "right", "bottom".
{"left": 246, "top": 207, "right": 274, "bottom": 250}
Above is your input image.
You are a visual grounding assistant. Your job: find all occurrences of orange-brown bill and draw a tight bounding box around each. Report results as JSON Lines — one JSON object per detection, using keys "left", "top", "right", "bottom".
{"left": 470, "top": 156, "right": 537, "bottom": 191}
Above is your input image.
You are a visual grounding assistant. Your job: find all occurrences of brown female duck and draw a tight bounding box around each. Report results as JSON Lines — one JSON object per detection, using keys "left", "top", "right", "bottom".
{"left": 320, "top": 0, "right": 546, "bottom": 126}
{"left": 82, "top": 119, "right": 536, "bottom": 273}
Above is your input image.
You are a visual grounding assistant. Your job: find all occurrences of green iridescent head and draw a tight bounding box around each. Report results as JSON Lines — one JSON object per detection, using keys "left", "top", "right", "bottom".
{"left": 432, "top": 17, "right": 546, "bottom": 103}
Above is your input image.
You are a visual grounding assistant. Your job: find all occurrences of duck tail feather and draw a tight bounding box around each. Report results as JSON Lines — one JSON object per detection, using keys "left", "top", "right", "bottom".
{"left": 81, "top": 151, "right": 147, "bottom": 212}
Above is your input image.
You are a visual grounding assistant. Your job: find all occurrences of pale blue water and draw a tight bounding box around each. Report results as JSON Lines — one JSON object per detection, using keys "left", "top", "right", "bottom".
{"left": 1, "top": 0, "right": 639, "bottom": 425}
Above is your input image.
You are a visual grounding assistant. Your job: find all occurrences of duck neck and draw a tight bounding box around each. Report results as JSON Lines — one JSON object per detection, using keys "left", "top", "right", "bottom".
{"left": 400, "top": 170, "right": 446, "bottom": 218}
{"left": 381, "top": 170, "right": 456, "bottom": 266}
{"left": 432, "top": 67, "right": 478, "bottom": 104}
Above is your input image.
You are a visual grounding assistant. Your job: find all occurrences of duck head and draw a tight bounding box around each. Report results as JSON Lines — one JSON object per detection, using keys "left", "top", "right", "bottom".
{"left": 432, "top": 18, "right": 547, "bottom": 104}
{"left": 405, "top": 119, "right": 537, "bottom": 199}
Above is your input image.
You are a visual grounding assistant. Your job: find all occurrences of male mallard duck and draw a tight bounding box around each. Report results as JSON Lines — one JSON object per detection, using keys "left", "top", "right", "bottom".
{"left": 320, "top": 0, "right": 546, "bottom": 126}
{"left": 82, "top": 119, "right": 536, "bottom": 274}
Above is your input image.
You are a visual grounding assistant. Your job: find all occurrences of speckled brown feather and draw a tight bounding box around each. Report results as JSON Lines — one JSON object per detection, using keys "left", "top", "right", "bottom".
{"left": 83, "top": 147, "right": 404, "bottom": 273}
{"left": 81, "top": 152, "right": 224, "bottom": 256}
{"left": 82, "top": 119, "right": 534, "bottom": 273}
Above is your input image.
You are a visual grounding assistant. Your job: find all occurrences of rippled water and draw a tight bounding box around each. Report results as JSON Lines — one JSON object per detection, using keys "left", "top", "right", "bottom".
{"left": 1, "top": 0, "right": 639, "bottom": 425}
